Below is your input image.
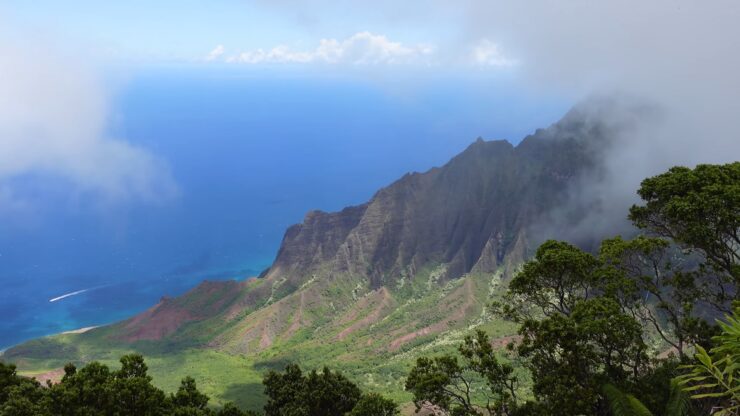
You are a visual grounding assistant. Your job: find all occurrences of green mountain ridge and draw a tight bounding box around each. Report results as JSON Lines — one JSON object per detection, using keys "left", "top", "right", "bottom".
{"left": 2, "top": 101, "right": 630, "bottom": 411}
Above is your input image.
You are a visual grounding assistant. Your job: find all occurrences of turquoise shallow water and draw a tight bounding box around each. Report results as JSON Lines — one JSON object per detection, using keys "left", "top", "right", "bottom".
{"left": 0, "top": 67, "right": 569, "bottom": 349}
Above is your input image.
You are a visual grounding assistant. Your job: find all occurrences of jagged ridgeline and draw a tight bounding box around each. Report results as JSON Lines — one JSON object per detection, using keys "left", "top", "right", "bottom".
{"left": 3, "top": 102, "right": 625, "bottom": 410}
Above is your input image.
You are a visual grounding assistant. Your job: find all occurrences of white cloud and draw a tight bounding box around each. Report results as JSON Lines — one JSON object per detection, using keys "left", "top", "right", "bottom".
{"left": 471, "top": 39, "right": 517, "bottom": 67}
{"left": 218, "top": 32, "right": 436, "bottom": 65}
{"left": 0, "top": 31, "right": 178, "bottom": 209}
{"left": 205, "top": 44, "right": 225, "bottom": 61}
{"left": 210, "top": 32, "right": 519, "bottom": 69}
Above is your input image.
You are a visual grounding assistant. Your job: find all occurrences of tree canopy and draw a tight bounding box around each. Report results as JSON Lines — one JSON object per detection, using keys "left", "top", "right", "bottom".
{"left": 0, "top": 355, "right": 253, "bottom": 416}
{"left": 262, "top": 364, "right": 397, "bottom": 416}
{"left": 629, "top": 162, "right": 740, "bottom": 284}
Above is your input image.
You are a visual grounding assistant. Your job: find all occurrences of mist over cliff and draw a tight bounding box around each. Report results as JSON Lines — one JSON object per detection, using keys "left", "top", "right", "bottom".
{"left": 457, "top": 1, "right": 740, "bottom": 243}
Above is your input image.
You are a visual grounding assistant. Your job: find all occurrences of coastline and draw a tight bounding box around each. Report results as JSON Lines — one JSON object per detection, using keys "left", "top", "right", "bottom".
{"left": 0, "top": 325, "right": 101, "bottom": 358}
{"left": 1, "top": 265, "right": 267, "bottom": 353}
{"left": 60, "top": 326, "right": 98, "bottom": 335}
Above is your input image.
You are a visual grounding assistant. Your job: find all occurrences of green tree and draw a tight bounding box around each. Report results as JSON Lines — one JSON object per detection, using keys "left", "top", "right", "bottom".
{"left": 263, "top": 364, "right": 306, "bottom": 416}
{"left": 263, "top": 364, "right": 361, "bottom": 416}
{"left": 517, "top": 297, "right": 648, "bottom": 415}
{"left": 170, "top": 376, "right": 211, "bottom": 415}
{"left": 348, "top": 393, "right": 398, "bottom": 416}
{"left": 0, "top": 362, "right": 23, "bottom": 404}
{"left": 110, "top": 354, "right": 168, "bottom": 416}
{"left": 629, "top": 162, "right": 740, "bottom": 286}
{"left": 505, "top": 240, "right": 601, "bottom": 319}
{"left": 599, "top": 236, "right": 718, "bottom": 358}
{"left": 498, "top": 239, "right": 650, "bottom": 414}
{"left": 217, "top": 402, "right": 260, "bottom": 416}
{"left": 304, "top": 367, "right": 361, "bottom": 416}
{"left": 48, "top": 361, "right": 113, "bottom": 415}
{"left": 405, "top": 330, "right": 518, "bottom": 415}
{"left": 0, "top": 355, "right": 245, "bottom": 415}
{"left": 1, "top": 378, "right": 51, "bottom": 416}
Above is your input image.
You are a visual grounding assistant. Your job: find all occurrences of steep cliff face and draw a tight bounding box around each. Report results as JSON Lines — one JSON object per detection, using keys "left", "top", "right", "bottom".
{"left": 264, "top": 205, "right": 368, "bottom": 284}
{"left": 263, "top": 105, "right": 607, "bottom": 288}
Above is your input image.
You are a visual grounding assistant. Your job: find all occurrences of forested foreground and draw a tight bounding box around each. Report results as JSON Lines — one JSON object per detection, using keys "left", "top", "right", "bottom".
{"left": 1, "top": 162, "right": 738, "bottom": 416}
{"left": 0, "top": 356, "right": 398, "bottom": 416}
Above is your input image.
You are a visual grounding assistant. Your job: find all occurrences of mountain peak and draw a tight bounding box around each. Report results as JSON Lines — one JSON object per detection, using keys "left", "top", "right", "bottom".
{"left": 261, "top": 118, "right": 600, "bottom": 290}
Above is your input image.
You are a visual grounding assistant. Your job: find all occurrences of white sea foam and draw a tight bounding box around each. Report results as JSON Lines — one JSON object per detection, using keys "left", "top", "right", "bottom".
{"left": 49, "top": 289, "right": 90, "bottom": 303}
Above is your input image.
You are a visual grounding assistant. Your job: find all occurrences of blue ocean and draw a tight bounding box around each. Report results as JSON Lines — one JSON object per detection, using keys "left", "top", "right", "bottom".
{"left": 0, "top": 67, "right": 569, "bottom": 349}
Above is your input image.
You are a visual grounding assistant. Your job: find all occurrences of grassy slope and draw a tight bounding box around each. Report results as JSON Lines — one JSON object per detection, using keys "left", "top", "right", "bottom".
{"left": 5, "top": 268, "right": 519, "bottom": 412}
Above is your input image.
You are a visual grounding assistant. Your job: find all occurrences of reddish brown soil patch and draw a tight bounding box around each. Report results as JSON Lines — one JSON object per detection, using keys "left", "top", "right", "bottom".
{"left": 214, "top": 287, "right": 301, "bottom": 354}
{"left": 388, "top": 279, "right": 478, "bottom": 351}
{"left": 284, "top": 291, "right": 307, "bottom": 338}
{"left": 337, "top": 287, "right": 379, "bottom": 326}
{"left": 389, "top": 325, "right": 440, "bottom": 350}
{"left": 258, "top": 325, "right": 274, "bottom": 349}
{"left": 119, "top": 280, "right": 243, "bottom": 342}
{"left": 400, "top": 402, "right": 443, "bottom": 415}
{"left": 31, "top": 368, "right": 65, "bottom": 385}
{"left": 491, "top": 335, "right": 522, "bottom": 350}
{"left": 337, "top": 287, "right": 393, "bottom": 341}
{"left": 120, "top": 298, "right": 194, "bottom": 342}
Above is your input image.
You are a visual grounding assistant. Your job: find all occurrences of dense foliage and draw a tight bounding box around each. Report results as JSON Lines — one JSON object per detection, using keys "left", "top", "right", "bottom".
{"left": 405, "top": 330, "right": 517, "bottom": 415}
{"left": 601, "top": 380, "right": 689, "bottom": 416}
{"left": 249, "top": 364, "right": 399, "bottom": 416}
{"left": 0, "top": 354, "right": 256, "bottom": 416}
{"left": 0, "top": 357, "right": 396, "bottom": 416}
{"left": 629, "top": 162, "right": 740, "bottom": 285}
{"left": 407, "top": 162, "right": 739, "bottom": 415}
{"left": 677, "top": 309, "right": 740, "bottom": 416}
{"left": 263, "top": 365, "right": 360, "bottom": 416}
